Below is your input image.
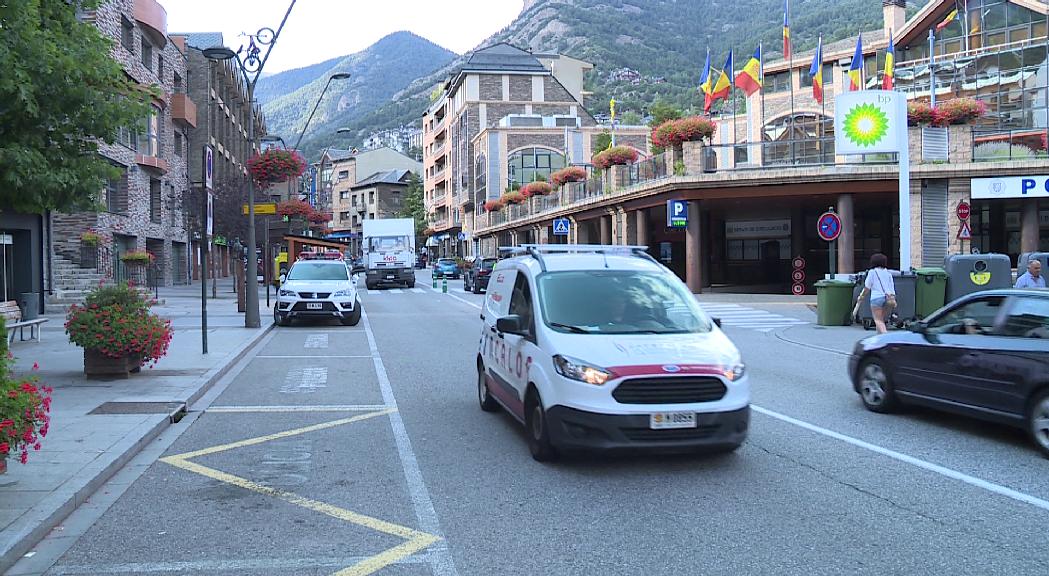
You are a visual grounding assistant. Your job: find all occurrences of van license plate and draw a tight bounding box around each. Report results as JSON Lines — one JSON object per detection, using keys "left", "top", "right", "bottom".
{"left": 650, "top": 412, "right": 696, "bottom": 430}
{"left": 306, "top": 303, "right": 323, "bottom": 310}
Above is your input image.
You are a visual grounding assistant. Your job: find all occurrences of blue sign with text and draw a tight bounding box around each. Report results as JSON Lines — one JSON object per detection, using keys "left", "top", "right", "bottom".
{"left": 552, "top": 218, "right": 570, "bottom": 236}
{"left": 667, "top": 200, "right": 688, "bottom": 228}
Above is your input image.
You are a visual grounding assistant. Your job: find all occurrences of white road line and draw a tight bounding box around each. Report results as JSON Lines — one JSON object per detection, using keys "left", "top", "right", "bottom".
{"left": 389, "top": 288, "right": 403, "bottom": 294}
{"left": 304, "top": 334, "right": 328, "bottom": 349}
{"left": 279, "top": 367, "right": 328, "bottom": 394}
{"left": 360, "top": 308, "right": 459, "bottom": 576}
{"left": 206, "top": 405, "right": 392, "bottom": 413}
{"left": 422, "top": 283, "right": 482, "bottom": 310}
{"left": 256, "top": 355, "right": 373, "bottom": 359}
{"left": 47, "top": 555, "right": 431, "bottom": 574}
{"left": 752, "top": 404, "right": 1049, "bottom": 513}
{"left": 410, "top": 288, "right": 425, "bottom": 294}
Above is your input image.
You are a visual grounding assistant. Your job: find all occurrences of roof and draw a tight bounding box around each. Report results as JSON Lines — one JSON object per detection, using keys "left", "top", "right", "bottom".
{"left": 326, "top": 148, "right": 357, "bottom": 162}
{"left": 176, "top": 32, "right": 225, "bottom": 50}
{"left": 352, "top": 169, "right": 412, "bottom": 189}
{"left": 461, "top": 42, "right": 548, "bottom": 74}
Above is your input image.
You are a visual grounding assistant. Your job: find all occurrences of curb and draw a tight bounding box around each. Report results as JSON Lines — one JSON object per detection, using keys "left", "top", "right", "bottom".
{"left": 0, "top": 322, "right": 274, "bottom": 572}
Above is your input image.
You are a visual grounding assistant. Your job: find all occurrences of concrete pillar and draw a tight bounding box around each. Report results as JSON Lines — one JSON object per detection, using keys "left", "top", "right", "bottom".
{"left": 636, "top": 209, "right": 649, "bottom": 247}
{"left": 837, "top": 193, "right": 855, "bottom": 274}
{"left": 686, "top": 200, "right": 703, "bottom": 293}
{"left": 1021, "top": 200, "right": 1040, "bottom": 254}
{"left": 569, "top": 217, "right": 578, "bottom": 244}
{"left": 600, "top": 215, "right": 612, "bottom": 245}
{"left": 538, "top": 225, "right": 549, "bottom": 244}
{"left": 620, "top": 208, "right": 636, "bottom": 245}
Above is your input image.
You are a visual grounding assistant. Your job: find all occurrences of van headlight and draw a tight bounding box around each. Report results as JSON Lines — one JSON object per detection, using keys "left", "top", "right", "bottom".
{"left": 279, "top": 289, "right": 297, "bottom": 297}
{"left": 553, "top": 355, "right": 611, "bottom": 386}
{"left": 723, "top": 362, "right": 746, "bottom": 381}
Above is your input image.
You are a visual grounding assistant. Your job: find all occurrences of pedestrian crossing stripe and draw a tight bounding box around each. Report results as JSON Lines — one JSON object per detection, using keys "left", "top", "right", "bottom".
{"left": 698, "top": 303, "right": 810, "bottom": 332}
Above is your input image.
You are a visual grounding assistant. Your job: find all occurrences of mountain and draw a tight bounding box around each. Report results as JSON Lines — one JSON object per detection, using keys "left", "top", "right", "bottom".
{"left": 292, "top": 0, "right": 929, "bottom": 158}
{"left": 258, "top": 31, "right": 455, "bottom": 154}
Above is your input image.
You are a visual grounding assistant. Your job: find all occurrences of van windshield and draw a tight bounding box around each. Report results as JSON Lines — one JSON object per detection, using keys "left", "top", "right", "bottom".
{"left": 536, "top": 270, "right": 712, "bottom": 335}
{"left": 287, "top": 262, "right": 348, "bottom": 281}
{"left": 368, "top": 236, "right": 410, "bottom": 252}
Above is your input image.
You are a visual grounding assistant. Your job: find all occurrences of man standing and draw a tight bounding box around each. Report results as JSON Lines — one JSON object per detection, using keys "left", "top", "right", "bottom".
{"left": 1015, "top": 259, "right": 1046, "bottom": 288}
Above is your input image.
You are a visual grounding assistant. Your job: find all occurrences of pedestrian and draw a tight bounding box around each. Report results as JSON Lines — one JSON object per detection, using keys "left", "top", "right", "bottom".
{"left": 1014, "top": 259, "right": 1045, "bottom": 289}
{"left": 855, "top": 253, "right": 896, "bottom": 334}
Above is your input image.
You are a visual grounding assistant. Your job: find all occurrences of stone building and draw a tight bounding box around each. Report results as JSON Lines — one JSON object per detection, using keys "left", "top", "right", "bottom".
{"left": 331, "top": 170, "right": 416, "bottom": 253}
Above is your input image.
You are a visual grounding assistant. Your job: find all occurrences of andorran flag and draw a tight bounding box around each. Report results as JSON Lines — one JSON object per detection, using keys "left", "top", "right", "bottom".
{"left": 883, "top": 31, "right": 896, "bottom": 90}
{"left": 937, "top": 8, "right": 958, "bottom": 32}
{"left": 735, "top": 46, "right": 763, "bottom": 96}
{"left": 700, "top": 50, "right": 715, "bottom": 112}
{"left": 782, "top": 0, "right": 791, "bottom": 60}
{"left": 710, "top": 51, "right": 733, "bottom": 104}
{"left": 848, "top": 35, "right": 864, "bottom": 91}
{"left": 808, "top": 36, "right": 824, "bottom": 104}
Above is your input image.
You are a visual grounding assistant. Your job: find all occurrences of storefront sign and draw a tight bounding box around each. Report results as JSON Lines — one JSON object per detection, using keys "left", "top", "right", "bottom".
{"left": 725, "top": 219, "right": 791, "bottom": 239}
{"left": 971, "top": 176, "right": 1049, "bottom": 199}
{"left": 667, "top": 200, "right": 688, "bottom": 228}
{"left": 834, "top": 91, "right": 905, "bottom": 155}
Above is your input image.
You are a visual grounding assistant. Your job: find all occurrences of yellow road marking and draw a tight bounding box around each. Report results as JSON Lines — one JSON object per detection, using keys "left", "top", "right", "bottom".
{"left": 159, "top": 409, "right": 441, "bottom": 575}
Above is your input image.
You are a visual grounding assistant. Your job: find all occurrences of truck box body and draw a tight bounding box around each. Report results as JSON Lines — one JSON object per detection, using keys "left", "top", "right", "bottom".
{"left": 362, "top": 218, "right": 416, "bottom": 288}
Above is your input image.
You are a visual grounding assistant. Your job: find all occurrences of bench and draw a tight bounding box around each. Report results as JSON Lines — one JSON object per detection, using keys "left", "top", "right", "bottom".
{"left": 1, "top": 301, "right": 47, "bottom": 344}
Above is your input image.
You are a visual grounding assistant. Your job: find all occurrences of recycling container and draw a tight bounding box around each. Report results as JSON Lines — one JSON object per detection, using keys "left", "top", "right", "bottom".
{"left": 816, "top": 279, "right": 855, "bottom": 326}
{"left": 914, "top": 267, "right": 948, "bottom": 319}
{"left": 943, "top": 253, "right": 1011, "bottom": 302}
{"left": 18, "top": 292, "right": 39, "bottom": 321}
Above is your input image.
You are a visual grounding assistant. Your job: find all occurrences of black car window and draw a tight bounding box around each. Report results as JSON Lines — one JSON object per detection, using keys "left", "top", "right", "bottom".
{"left": 508, "top": 275, "right": 535, "bottom": 339}
{"left": 1000, "top": 297, "right": 1049, "bottom": 339}
{"left": 927, "top": 296, "right": 1006, "bottom": 335}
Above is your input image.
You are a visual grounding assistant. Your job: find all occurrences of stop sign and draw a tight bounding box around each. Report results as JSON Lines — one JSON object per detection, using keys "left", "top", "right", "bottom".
{"left": 957, "top": 201, "right": 971, "bottom": 221}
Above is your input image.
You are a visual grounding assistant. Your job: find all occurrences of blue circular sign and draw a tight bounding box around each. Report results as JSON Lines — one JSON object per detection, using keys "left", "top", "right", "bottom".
{"left": 817, "top": 211, "right": 841, "bottom": 242}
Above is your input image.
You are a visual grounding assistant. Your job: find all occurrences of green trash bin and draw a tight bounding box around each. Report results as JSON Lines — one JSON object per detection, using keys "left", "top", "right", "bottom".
{"left": 914, "top": 267, "right": 948, "bottom": 319}
{"left": 815, "top": 279, "right": 856, "bottom": 326}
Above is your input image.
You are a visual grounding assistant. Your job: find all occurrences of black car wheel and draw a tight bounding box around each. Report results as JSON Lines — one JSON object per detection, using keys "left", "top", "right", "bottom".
{"left": 478, "top": 363, "right": 498, "bottom": 413}
{"left": 464, "top": 276, "right": 471, "bottom": 291}
{"left": 1027, "top": 389, "right": 1049, "bottom": 458}
{"left": 273, "top": 307, "right": 291, "bottom": 327}
{"left": 525, "top": 388, "right": 557, "bottom": 462}
{"left": 858, "top": 357, "right": 899, "bottom": 413}
{"left": 472, "top": 281, "right": 482, "bottom": 294}
{"left": 340, "top": 299, "right": 362, "bottom": 326}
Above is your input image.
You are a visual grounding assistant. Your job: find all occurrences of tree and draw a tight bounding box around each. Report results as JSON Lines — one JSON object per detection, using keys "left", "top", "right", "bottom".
{"left": 648, "top": 99, "right": 683, "bottom": 127}
{"left": 592, "top": 131, "right": 612, "bottom": 153}
{"left": 0, "top": 1, "right": 152, "bottom": 214}
{"left": 620, "top": 111, "right": 643, "bottom": 126}
{"left": 398, "top": 172, "right": 426, "bottom": 238}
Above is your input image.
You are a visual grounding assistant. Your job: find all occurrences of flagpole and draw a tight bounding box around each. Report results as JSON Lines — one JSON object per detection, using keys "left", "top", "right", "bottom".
{"left": 820, "top": 36, "right": 826, "bottom": 164}
{"left": 758, "top": 42, "right": 764, "bottom": 167}
{"left": 786, "top": 0, "right": 796, "bottom": 165}
{"left": 929, "top": 28, "right": 937, "bottom": 107}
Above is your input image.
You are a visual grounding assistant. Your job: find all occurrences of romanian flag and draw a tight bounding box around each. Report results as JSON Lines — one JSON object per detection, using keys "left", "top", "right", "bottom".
{"left": 782, "top": 0, "right": 791, "bottom": 60}
{"left": 809, "top": 36, "right": 824, "bottom": 104}
{"left": 736, "top": 45, "right": 763, "bottom": 96}
{"left": 848, "top": 35, "right": 864, "bottom": 91}
{"left": 709, "top": 51, "right": 733, "bottom": 106}
{"left": 936, "top": 8, "right": 958, "bottom": 32}
{"left": 699, "top": 50, "right": 714, "bottom": 112}
{"left": 883, "top": 31, "right": 896, "bottom": 90}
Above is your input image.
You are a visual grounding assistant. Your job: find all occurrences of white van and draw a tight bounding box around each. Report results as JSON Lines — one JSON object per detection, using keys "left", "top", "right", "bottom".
{"left": 476, "top": 245, "right": 749, "bottom": 461}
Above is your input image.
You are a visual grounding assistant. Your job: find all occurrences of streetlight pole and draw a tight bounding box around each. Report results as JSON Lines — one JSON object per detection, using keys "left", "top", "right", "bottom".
{"left": 293, "top": 73, "right": 352, "bottom": 152}
{"left": 204, "top": 0, "right": 296, "bottom": 329}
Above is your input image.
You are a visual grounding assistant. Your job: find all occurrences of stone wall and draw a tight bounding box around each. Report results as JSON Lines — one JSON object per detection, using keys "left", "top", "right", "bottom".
{"left": 509, "top": 76, "right": 532, "bottom": 101}
{"left": 485, "top": 103, "right": 528, "bottom": 128}
{"left": 479, "top": 74, "right": 502, "bottom": 100}
{"left": 507, "top": 133, "right": 566, "bottom": 154}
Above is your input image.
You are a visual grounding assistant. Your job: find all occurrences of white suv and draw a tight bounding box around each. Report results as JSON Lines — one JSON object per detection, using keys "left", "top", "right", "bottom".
{"left": 274, "top": 257, "right": 362, "bottom": 326}
{"left": 476, "top": 245, "right": 749, "bottom": 461}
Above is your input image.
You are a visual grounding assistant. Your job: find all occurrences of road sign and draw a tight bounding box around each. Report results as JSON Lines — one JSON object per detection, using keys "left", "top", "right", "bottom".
{"left": 956, "top": 201, "right": 971, "bottom": 221}
{"left": 667, "top": 200, "right": 688, "bottom": 228}
{"left": 552, "top": 218, "right": 570, "bottom": 236}
{"left": 791, "top": 283, "right": 806, "bottom": 295}
{"left": 792, "top": 269, "right": 805, "bottom": 282}
{"left": 792, "top": 256, "right": 806, "bottom": 270}
{"left": 243, "top": 203, "right": 277, "bottom": 215}
{"left": 206, "top": 192, "right": 213, "bottom": 238}
{"left": 958, "top": 221, "right": 972, "bottom": 240}
{"left": 203, "top": 145, "right": 214, "bottom": 190}
{"left": 817, "top": 211, "right": 842, "bottom": 242}
{"left": 457, "top": 232, "right": 466, "bottom": 241}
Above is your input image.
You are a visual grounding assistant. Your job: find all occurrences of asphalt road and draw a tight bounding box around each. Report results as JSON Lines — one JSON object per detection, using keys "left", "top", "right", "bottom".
{"left": 19, "top": 270, "right": 1049, "bottom": 575}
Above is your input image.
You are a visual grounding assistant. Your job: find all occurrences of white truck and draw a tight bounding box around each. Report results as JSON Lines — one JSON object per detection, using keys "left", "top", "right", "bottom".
{"left": 362, "top": 218, "right": 416, "bottom": 289}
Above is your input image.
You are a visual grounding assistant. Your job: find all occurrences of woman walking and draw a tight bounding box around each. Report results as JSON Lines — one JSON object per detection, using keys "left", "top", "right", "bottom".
{"left": 856, "top": 253, "right": 896, "bottom": 334}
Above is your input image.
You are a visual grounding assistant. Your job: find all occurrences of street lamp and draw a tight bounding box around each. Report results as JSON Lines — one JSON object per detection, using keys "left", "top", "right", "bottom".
{"left": 292, "top": 73, "right": 352, "bottom": 152}
{"left": 203, "top": 0, "right": 297, "bottom": 329}
{"left": 311, "top": 127, "right": 354, "bottom": 212}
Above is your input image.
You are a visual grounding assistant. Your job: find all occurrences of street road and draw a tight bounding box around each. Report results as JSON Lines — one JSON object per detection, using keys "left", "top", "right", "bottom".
{"left": 23, "top": 270, "right": 1049, "bottom": 575}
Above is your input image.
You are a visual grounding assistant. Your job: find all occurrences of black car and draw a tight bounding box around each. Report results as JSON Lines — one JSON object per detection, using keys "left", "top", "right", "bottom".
{"left": 463, "top": 257, "right": 498, "bottom": 294}
{"left": 849, "top": 289, "right": 1049, "bottom": 457}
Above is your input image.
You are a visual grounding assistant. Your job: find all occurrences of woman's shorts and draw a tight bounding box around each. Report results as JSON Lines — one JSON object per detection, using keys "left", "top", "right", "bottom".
{"left": 871, "top": 296, "right": 887, "bottom": 308}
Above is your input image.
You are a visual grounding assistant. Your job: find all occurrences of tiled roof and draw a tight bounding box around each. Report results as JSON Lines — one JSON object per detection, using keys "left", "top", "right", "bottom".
{"left": 461, "top": 42, "right": 547, "bottom": 74}
{"left": 352, "top": 169, "right": 412, "bottom": 188}
{"left": 177, "top": 32, "right": 225, "bottom": 50}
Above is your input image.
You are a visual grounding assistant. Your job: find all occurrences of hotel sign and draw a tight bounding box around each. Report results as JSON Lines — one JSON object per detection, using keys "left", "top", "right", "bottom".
{"left": 971, "top": 176, "right": 1049, "bottom": 200}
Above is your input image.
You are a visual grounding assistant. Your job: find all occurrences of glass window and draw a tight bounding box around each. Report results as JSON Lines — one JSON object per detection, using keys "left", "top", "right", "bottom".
{"left": 120, "top": 16, "right": 134, "bottom": 51}
{"left": 506, "top": 148, "right": 565, "bottom": 187}
{"left": 157, "top": 56, "right": 164, "bottom": 80}
{"left": 766, "top": 71, "right": 790, "bottom": 94}
{"left": 1000, "top": 297, "right": 1049, "bottom": 338}
{"left": 141, "top": 38, "right": 152, "bottom": 71}
{"left": 140, "top": 105, "right": 160, "bottom": 157}
{"left": 762, "top": 113, "right": 834, "bottom": 165}
{"left": 287, "top": 262, "right": 348, "bottom": 281}
{"left": 537, "top": 270, "right": 713, "bottom": 335}
{"left": 367, "top": 236, "right": 409, "bottom": 252}
{"left": 927, "top": 296, "right": 1006, "bottom": 335}
{"left": 508, "top": 275, "right": 535, "bottom": 337}
{"left": 149, "top": 179, "right": 161, "bottom": 223}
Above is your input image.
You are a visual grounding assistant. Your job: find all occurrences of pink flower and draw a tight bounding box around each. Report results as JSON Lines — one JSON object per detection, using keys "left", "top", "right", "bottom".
{"left": 32, "top": 362, "right": 39, "bottom": 371}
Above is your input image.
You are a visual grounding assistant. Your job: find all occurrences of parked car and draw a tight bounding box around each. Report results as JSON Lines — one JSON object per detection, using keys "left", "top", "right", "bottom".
{"left": 849, "top": 289, "right": 1049, "bottom": 457}
{"left": 433, "top": 258, "right": 461, "bottom": 279}
{"left": 274, "top": 255, "right": 364, "bottom": 327}
{"left": 464, "top": 257, "right": 499, "bottom": 294}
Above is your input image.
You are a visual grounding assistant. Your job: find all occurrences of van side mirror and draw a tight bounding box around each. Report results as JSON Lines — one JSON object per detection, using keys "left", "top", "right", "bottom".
{"left": 713, "top": 317, "right": 722, "bottom": 328}
{"left": 496, "top": 315, "right": 525, "bottom": 336}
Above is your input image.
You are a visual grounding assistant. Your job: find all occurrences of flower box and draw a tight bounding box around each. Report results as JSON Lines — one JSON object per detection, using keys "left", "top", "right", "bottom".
{"left": 483, "top": 200, "right": 504, "bottom": 212}
{"left": 83, "top": 347, "right": 143, "bottom": 379}
{"left": 520, "top": 181, "right": 553, "bottom": 198}
{"left": 651, "top": 116, "right": 716, "bottom": 148}
{"left": 501, "top": 191, "right": 525, "bottom": 205}
{"left": 592, "top": 146, "right": 639, "bottom": 170}
{"left": 248, "top": 149, "right": 307, "bottom": 186}
{"left": 120, "top": 250, "right": 154, "bottom": 265}
{"left": 550, "top": 166, "right": 586, "bottom": 187}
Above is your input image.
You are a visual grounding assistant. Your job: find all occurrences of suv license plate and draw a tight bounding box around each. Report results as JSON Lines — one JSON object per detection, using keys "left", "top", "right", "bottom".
{"left": 650, "top": 412, "right": 696, "bottom": 430}
{"left": 386, "top": 274, "right": 395, "bottom": 279}
{"left": 306, "top": 303, "right": 323, "bottom": 310}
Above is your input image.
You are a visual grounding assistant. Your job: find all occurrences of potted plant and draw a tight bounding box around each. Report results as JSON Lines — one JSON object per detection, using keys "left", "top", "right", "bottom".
{"left": 651, "top": 116, "right": 717, "bottom": 148}
{"left": 0, "top": 318, "right": 51, "bottom": 472}
{"left": 907, "top": 101, "right": 936, "bottom": 126}
{"left": 65, "top": 283, "right": 173, "bottom": 379}
{"left": 933, "top": 97, "right": 986, "bottom": 126}
{"left": 120, "top": 250, "right": 154, "bottom": 266}
{"left": 550, "top": 166, "right": 587, "bottom": 187}
{"left": 520, "top": 181, "right": 553, "bottom": 198}
{"left": 483, "top": 199, "right": 504, "bottom": 212}
{"left": 592, "top": 146, "right": 639, "bottom": 170}
{"left": 248, "top": 149, "right": 307, "bottom": 186}
{"left": 80, "top": 230, "right": 102, "bottom": 268}
{"left": 501, "top": 190, "right": 525, "bottom": 205}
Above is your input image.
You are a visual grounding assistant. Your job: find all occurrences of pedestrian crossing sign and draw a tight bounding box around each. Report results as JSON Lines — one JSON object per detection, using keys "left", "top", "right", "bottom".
{"left": 552, "top": 218, "right": 570, "bottom": 236}
{"left": 958, "top": 221, "right": 972, "bottom": 240}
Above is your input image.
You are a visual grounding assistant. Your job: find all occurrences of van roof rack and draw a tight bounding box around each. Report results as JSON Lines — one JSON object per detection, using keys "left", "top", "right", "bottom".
{"left": 496, "top": 244, "right": 656, "bottom": 272}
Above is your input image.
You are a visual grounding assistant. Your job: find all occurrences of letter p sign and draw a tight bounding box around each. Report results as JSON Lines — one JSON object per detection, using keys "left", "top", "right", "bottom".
{"left": 667, "top": 200, "right": 688, "bottom": 228}
{"left": 1022, "top": 178, "right": 1036, "bottom": 195}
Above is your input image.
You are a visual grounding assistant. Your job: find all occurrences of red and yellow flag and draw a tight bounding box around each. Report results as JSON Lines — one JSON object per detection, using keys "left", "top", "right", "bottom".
{"left": 782, "top": 0, "right": 791, "bottom": 60}
{"left": 710, "top": 51, "right": 733, "bottom": 104}
{"left": 808, "top": 36, "right": 824, "bottom": 104}
{"left": 735, "top": 46, "right": 762, "bottom": 97}
{"left": 848, "top": 35, "right": 864, "bottom": 91}
{"left": 883, "top": 31, "right": 896, "bottom": 90}
{"left": 936, "top": 8, "right": 958, "bottom": 32}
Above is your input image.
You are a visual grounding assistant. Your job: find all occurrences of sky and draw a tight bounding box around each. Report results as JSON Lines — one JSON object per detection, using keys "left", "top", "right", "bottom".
{"left": 165, "top": 0, "right": 525, "bottom": 73}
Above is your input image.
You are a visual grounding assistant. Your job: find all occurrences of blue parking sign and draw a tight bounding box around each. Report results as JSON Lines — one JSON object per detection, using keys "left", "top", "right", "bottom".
{"left": 667, "top": 200, "right": 688, "bottom": 228}
{"left": 552, "top": 218, "right": 570, "bottom": 236}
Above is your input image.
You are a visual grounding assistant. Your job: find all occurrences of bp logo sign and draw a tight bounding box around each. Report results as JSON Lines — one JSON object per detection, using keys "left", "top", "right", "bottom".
{"left": 842, "top": 103, "right": 889, "bottom": 148}
{"left": 834, "top": 91, "right": 905, "bottom": 155}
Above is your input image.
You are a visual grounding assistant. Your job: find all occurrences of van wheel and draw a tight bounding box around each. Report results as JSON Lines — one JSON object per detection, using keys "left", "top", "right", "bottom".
{"left": 478, "top": 364, "right": 498, "bottom": 412}
{"left": 525, "top": 389, "right": 557, "bottom": 462}
{"left": 1027, "top": 389, "right": 1049, "bottom": 458}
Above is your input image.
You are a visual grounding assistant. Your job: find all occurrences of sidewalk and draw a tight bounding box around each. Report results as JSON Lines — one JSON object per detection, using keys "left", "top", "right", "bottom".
{"left": 0, "top": 277, "right": 272, "bottom": 571}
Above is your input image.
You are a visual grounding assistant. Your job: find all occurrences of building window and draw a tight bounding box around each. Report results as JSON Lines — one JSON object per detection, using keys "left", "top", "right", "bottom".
{"left": 174, "top": 132, "right": 183, "bottom": 157}
{"left": 105, "top": 163, "right": 129, "bottom": 214}
{"left": 338, "top": 170, "right": 349, "bottom": 180}
{"left": 340, "top": 191, "right": 349, "bottom": 200}
{"left": 506, "top": 147, "right": 565, "bottom": 188}
{"left": 150, "top": 179, "right": 162, "bottom": 223}
{"left": 766, "top": 71, "right": 790, "bottom": 94}
{"left": 173, "top": 71, "right": 183, "bottom": 93}
{"left": 140, "top": 105, "right": 160, "bottom": 157}
{"left": 340, "top": 211, "right": 350, "bottom": 221}
{"left": 762, "top": 113, "right": 835, "bottom": 165}
{"left": 368, "top": 191, "right": 375, "bottom": 204}
{"left": 157, "top": 55, "right": 164, "bottom": 81}
{"left": 120, "top": 16, "right": 134, "bottom": 51}
{"left": 141, "top": 37, "right": 153, "bottom": 71}
{"left": 117, "top": 124, "right": 138, "bottom": 150}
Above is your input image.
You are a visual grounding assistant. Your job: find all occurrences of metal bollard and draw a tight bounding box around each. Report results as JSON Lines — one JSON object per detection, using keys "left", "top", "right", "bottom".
{"left": 432, "top": 275, "right": 437, "bottom": 288}
{"left": 442, "top": 278, "right": 447, "bottom": 293}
